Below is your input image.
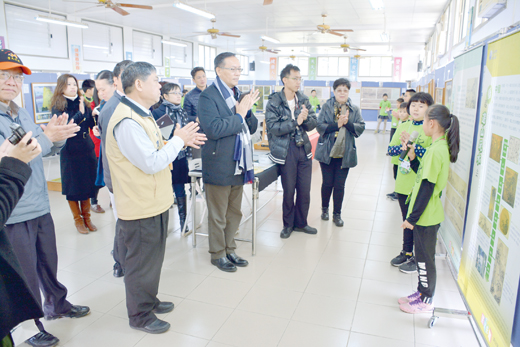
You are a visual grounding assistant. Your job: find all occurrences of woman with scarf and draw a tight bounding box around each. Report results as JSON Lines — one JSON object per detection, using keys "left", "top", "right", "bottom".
{"left": 315, "top": 78, "right": 365, "bottom": 227}
{"left": 152, "top": 83, "right": 191, "bottom": 236}
{"left": 51, "top": 74, "right": 98, "bottom": 234}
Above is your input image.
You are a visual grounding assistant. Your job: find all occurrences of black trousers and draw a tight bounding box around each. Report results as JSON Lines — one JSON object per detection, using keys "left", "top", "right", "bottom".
{"left": 389, "top": 127, "right": 396, "bottom": 144}
{"left": 414, "top": 224, "right": 440, "bottom": 301}
{"left": 5, "top": 213, "right": 72, "bottom": 316}
{"left": 393, "top": 164, "right": 398, "bottom": 180}
{"left": 113, "top": 220, "right": 126, "bottom": 270}
{"left": 119, "top": 210, "right": 168, "bottom": 327}
{"left": 320, "top": 158, "right": 349, "bottom": 214}
{"left": 279, "top": 140, "right": 312, "bottom": 229}
{"left": 396, "top": 193, "right": 414, "bottom": 253}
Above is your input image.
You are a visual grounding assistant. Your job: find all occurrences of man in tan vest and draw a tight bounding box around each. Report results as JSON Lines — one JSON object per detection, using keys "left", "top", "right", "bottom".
{"left": 106, "top": 62, "right": 205, "bottom": 334}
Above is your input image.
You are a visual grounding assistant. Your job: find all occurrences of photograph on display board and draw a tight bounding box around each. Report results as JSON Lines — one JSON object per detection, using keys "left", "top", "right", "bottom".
{"left": 465, "top": 77, "right": 479, "bottom": 109}
{"left": 476, "top": 245, "right": 487, "bottom": 278}
{"left": 507, "top": 136, "right": 520, "bottom": 165}
{"left": 490, "top": 133, "right": 503, "bottom": 163}
{"left": 478, "top": 212, "right": 491, "bottom": 237}
{"left": 253, "top": 86, "right": 271, "bottom": 111}
{"left": 503, "top": 167, "right": 518, "bottom": 208}
{"left": 31, "top": 82, "right": 56, "bottom": 124}
{"left": 490, "top": 238, "right": 509, "bottom": 305}
{"left": 303, "top": 87, "right": 330, "bottom": 108}
{"left": 444, "top": 79, "right": 453, "bottom": 108}
{"left": 435, "top": 87, "right": 444, "bottom": 104}
{"left": 499, "top": 206, "right": 510, "bottom": 238}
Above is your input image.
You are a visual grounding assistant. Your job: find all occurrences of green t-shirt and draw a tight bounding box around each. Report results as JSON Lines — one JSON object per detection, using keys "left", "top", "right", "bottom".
{"left": 309, "top": 96, "right": 320, "bottom": 112}
{"left": 407, "top": 137, "right": 450, "bottom": 226}
{"left": 391, "top": 121, "right": 432, "bottom": 194}
{"left": 390, "top": 109, "right": 400, "bottom": 129}
{"left": 181, "top": 96, "right": 185, "bottom": 107}
{"left": 379, "top": 100, "right": 392, "bottom": 116}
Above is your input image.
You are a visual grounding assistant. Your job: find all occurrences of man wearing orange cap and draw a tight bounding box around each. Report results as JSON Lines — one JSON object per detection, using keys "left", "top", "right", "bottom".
{"left": 0, "top": 49, "right": 90, "bottom": 347}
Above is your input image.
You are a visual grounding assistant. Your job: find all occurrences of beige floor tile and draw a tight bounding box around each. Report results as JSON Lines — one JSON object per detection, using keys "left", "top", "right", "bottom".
{"left": 330, "top": 229, "right": 372, "bottom": 244}
{"left": 362, "top": 260, "right": 414, "bottom": 285}
{"left": 213, "top": 310, "right": 289, "bottom": 347}
{"left": 278, "top": 321, "right": 350, "bottom": 347}
{"left": 370, "top": 231, "right": 403, "bottom": 248}
{"left": 62, "top": 248, "right": 114, "bottom": 278}
{"left": 271, "top": 247, "right": 323, "bottom": 270}
{"left": 209, "top": 255, "right": 272, "bottom": 283}
{"left": 314, "top": 253, "right": 366, "bottom": 278}
{"left": 347, "top": 332, "right": 414, "bottom": 347}
{"left": 358, "top": 278, "right": 415, "bottom": 307}
{"left": 237, "top": 284, "right": 303, "bottom": 319}
{"left": 163, "top": 299, "right": 233, "bottom": 340}
{"left": 414, "top": 314, "right": 480, "bottom": 346}
{"left": 107, "top": 293, "right": 183, "bottom": 320}
{"left": 305, "top": 272, "right": 362, "bottom": 300}
{"left": 206, "top": 342, "right": 234, "bottom": 347}
{"left": 342, "top": 209, "right": 376, "bottom": 220}
{"left": 366, "top": 244, "right": 402, "bottom": 262}
{"left": 187, "top": 276, "right": 253, "bottom": 308}
{"left": 337, "top": 217, "right": 374, "bottom": 231}
{"left": 157, "top": 268, "right": 207, "bottom": 298}
{"left": 134, "top": 330, "right": 209, "bottom": 347}
{"left": 324, "top": 240, "right": 369, "bottom": 259}
{"left": 66, "top": 280, "right": 125, "bottom": 313}
{"left": 292, "top": 293, "right": 357, "bottom": 330}
{"left": 56, "top": 270, "right": 98, "bottom": 296}
{"left": 351, "top": 302, "right": 415, "bottom": 342}
{"left": 164, "top": 248, "right": 218, "bottom": 276}
{"left": 56, "top": 246, "right": 92, "bottom": 270}
{"left": 256, "top": 264, "right": 314, "bottom": 292}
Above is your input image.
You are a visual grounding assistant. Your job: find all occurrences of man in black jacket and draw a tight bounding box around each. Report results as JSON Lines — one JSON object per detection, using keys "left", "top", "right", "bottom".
{"left": 197, "top": 52, "right": 258, "bottom": 272}
{"left": 266, "top": 64, "right": 318, "bottom": 239}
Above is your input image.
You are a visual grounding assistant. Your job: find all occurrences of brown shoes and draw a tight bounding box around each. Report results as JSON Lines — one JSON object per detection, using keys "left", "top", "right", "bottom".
{"left": 68, "top": 200, "right": 98, "bottom": 234}
{"left": 81, "top": 200, "right": 97, "bottom": 231}
{"left": 91, "top": 204, "right": 105, "bottom": 214}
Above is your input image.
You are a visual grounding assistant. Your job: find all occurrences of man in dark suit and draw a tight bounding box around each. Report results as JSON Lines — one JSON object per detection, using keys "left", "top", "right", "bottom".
{"left": 197, "top": 52, "right": 259, "bottom": 272}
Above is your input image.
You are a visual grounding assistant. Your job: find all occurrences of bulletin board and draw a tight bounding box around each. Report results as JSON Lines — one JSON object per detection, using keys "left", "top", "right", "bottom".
{"left": 303, "top": 86, "right": 330, "bottom": 106}
{"left": 360, "top": 87, "right": 401, "bottom": 110}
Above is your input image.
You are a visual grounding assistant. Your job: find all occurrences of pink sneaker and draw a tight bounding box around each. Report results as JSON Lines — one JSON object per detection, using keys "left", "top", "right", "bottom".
{"left": 398, "top": 291, "right": 420, "bottom": 305}
{"left": 399, "top": 297, "right": 434, "bottom": 314}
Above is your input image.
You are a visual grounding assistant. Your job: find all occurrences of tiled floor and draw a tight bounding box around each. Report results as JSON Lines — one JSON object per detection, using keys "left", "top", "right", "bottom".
{"left": 11, "top": 132, "right": 480, "bottom": 347}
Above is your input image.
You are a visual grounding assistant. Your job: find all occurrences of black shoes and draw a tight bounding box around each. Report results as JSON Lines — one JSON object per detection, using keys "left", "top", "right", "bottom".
{"left": 25, "top": 331, "right": 59, "bottom": 347}
{"left": 332, "top": 213, "right": 344, "bottom": 227}
{"left": 321, "top": 207, "right": 329, "bottom": 220}
{"left": 153, "top": 301, "right": 174, "bottom": 314}
{"left": 44, "top": 305, "right": 90, "bottom": 320}
{"left": 280, "top": 227, "right": 293, "bottom": 239}
{"left": 130, "top": 318, "right": 170, "bottom": 334}
{"left": 211, "top": 257, "right": 237, "bottom": 272}
{"left": 226, "top": 253, "right": 249, "bottom": 267}
{"left": 113, "top": 262, "right": 124, "bottom": 278}
{"left": 294, "top": 225, "right": 318, "bottom": 234}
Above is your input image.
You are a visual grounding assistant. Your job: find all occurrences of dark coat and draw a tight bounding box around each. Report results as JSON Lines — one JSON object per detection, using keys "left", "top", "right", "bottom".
{"left": 98, "top": 92, "right": 122, "bottom": 193}
{"left": 152, "top": 102, "right": 190, "bottom": 185}
{"left": 197, "top": 84, "right": 258, "bottom": 186}
{"left": 265, "top": 89, "right": 317, "bottom": 165}
{"left": 0, "top": 157, "right": 43, "bottom": 339}
{"left": 183, "top": 86, "right": 204, "bottom": 123}
{"left": 52, "top": 97, "right": 97, "bottom": 201}
{"left": 315, "top": 97, "right": 365, "bottom": 168}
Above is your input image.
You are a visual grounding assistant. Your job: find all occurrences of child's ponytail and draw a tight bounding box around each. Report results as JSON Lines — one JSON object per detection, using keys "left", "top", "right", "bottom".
{"left": 426, "top": 105, "right": 460, "bottom": 163}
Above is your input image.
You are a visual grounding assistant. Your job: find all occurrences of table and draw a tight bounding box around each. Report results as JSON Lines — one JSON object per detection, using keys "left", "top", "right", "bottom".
{"left": 189, "top": 163, "right": 279, "bottom": 255}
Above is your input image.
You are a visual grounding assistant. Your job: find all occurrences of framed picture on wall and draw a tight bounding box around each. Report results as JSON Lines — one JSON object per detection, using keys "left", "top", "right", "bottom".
{"left": 31, "top": 82, "right": 57, "bottom": 124}
{"left": 435, "top": 88, "right": 444, "bottom": 104}
{"left": 444, "top": 79, "right": 453, "bottom": 109}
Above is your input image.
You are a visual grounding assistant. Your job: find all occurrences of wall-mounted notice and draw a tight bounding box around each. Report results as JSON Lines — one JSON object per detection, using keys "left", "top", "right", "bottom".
{"left": 269, "top": 57, "right": 277, "bottom": 80}
{"left": 439, "top": 46, "right": 484, "bottom": 270}
{"left": 71, "top": 45, "right": 81, "bottom": 73}
{"left": 393, "top": 57, "right": 402, "bottom": 82}
{"left": 360, "top": 87, "right": 401, "bottom": 110}
{"left": 308, "top": 57, "right": 317, "bottom": 80}
{"left": 459, "top": 31, "right": 520, "bottom": 347}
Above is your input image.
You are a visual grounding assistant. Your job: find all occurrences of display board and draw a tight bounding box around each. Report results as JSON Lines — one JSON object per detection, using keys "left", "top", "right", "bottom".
{"left": 303, "top": 86, "right": 330, "bottom": 108}
{"left": 253, "top": 85, "right": 272, "bottom": 111}
{"left": 435, "top": 87, "right": 444, "bottom": 104}
{"left": 458, "top": 31, "right": 520, "bottom": 347}
{"left": 439, "top": 46, "right": 484, "bottom": 270}
{"left": 360, "top": 87, "right": 401, "bottom": 110}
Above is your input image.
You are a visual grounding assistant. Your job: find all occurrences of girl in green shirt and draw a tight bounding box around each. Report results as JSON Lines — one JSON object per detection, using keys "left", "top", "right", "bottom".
{"left": 386, "top": 100, "right": 408, "bottom": 201}
{"left": 398, "top": 105, "right": 460, "bottom": 314}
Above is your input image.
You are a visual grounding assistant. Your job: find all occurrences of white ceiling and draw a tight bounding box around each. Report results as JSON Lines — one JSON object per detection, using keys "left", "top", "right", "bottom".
{"left": 10, "top": 0, "right": 449, "bottom": 56}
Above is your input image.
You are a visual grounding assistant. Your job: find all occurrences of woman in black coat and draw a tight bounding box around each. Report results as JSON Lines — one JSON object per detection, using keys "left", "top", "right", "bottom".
{"left": 152, "top": 83, "right": 191, "bottom": 236}
{"left": 51, "top": 74, "right": 97, "bottom": 234}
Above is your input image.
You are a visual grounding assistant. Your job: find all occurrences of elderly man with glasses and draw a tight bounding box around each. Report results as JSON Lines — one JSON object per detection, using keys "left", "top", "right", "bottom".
{"left": 265, "top": 63, "right": 318, "bottom": 239}
{"left": 197, "top": 52, "right": 259, "bottom": 272}
{"left": 0, "top": 49, "right": 90, "bottom": 347}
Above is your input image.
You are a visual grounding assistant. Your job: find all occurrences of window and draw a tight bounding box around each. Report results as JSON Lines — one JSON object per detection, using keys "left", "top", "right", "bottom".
{"left": 5, "top": 4, "right": 68, "bottom": 58}
{"left": 358, "top": 57, "right": 392, "bottom": 77}
{"left": 454, "top": 0, "right": 471, "bottom": 44}
{"left": 317, "top": 57, "right": 350, "bottom": 77}
{"left": 164, "top": 38, "right": 192, "bottom": 69}
{"left": 236, "top": 54, "right": 249, "bottom": 75}
{"left": 277, "top": 57, "right": 309, "bottom": 76}
{"left": 198, "top": 44, "right": 216, "bottom": 71}
{"left": 82, "top": 21, "right": 123, "bottom": 63}
{"left": 132, "top": 30, "right": 162, "bottom": 66}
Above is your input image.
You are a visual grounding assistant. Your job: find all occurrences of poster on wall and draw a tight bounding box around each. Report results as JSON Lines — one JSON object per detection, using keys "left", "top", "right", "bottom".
{"left": 444, "top": 79, "right": 453, "bottom": 108}
{"left": 71, "top": 45, "right": 81, "bottom": 73}
{"left": 360, "top": 87, "right": 401, "bottom": 109}
{"left": 308, "top": 57, "right": 317, "bottom": 80}
{"left": 458, "top": 31, "right": 520, "bottom": 347}
{"left": 269, "top": 57, "right": 277, "bottom": 80}
{"left": 438, "top": 45, "right": 484, "bottom": 270}
{"left": 31, "top": 83, "right": 56, "bottom": 124}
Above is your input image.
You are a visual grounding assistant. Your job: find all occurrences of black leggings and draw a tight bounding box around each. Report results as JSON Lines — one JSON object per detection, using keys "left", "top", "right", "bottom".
{"left": 393, "top": 164, "right": 398, "bottom": 180}
{"left": 414, "top": 224, "right": 440, "bottom": 302}
{"left": 396, "top": 193, "right": 414, "bottom": 253}
{"left": 320, "top": 158, "right": 350, "bottom": 214}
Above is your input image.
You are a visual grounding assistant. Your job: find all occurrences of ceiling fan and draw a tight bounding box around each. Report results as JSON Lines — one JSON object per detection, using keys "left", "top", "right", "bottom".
{"left": 243, "top": 40, "right": 280, "bottom": 54}
{"left": 331, "top": 36, "right": 366, "bottom": 53}
{"left": 63, "top": 0, "right": 152, "bottom": 16}
{"left": 189, "top": 19, "right": 240, "bottom": 39}
{"left": 294, "top": 14, "right": 353, "bottom": 37}
{"left": 263, "top": 0, "right": 273, "bottom": 5}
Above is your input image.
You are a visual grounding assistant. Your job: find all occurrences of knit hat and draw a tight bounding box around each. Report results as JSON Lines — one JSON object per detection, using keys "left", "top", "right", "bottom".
{"left": 0, "top": 49, "right": 31, "bottom": 75}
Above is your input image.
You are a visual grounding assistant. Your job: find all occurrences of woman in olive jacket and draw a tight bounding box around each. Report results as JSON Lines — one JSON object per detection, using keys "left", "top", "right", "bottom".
{"left": 315, "top": 78, "right": 365, "bottom": 227}
{"left": 51, "top": 74, "right": 98, "bottom": 234}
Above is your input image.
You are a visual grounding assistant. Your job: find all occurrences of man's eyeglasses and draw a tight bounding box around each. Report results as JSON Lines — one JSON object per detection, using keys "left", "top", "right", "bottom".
{"left": 0, "top": 72, "right": 24, "bottom": 83}
{"left": 220, "top": 67, "right": 243, "bottom": 73}
{"left": 288, "top": 77, "right": 303, "bottom": 82}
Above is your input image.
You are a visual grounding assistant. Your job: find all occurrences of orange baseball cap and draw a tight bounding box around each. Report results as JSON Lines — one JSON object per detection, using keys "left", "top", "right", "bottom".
{"left": 0, "top": 49, "right": 32, "bottom": 75}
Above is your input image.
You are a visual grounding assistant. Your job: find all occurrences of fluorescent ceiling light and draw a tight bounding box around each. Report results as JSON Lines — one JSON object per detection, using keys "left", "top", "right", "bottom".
{"left": 36, "top": 15, "right": 88, "bottom": 29}
{"left": 173, "top": 1, "right": 215, "bottom": 19}
{"left": 261, "top": 35, "right": 280, "bottom": 44}
{"left": 380, "top": 32, "right": 389, "bottom": 42}
{"left": 300, "top": 51, "right": 310, "bottom": 56}
{"left": 369, "top": 0, "right": 385, "bottom": 10}
{"left": 162, "top": 40, "right": 188, "bottom": 47}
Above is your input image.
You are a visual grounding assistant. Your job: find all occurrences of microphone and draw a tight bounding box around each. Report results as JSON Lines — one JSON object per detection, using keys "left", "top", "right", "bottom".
{"left": 399, "top": 131, "right": 419, "bottom": 161}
